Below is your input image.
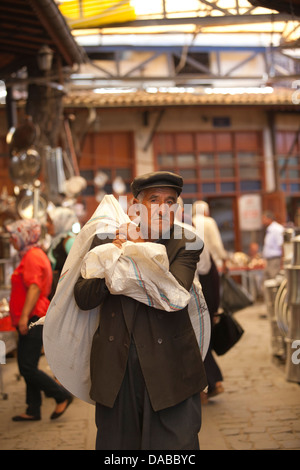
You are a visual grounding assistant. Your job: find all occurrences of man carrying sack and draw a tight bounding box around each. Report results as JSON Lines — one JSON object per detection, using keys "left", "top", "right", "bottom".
{"left": 74, "top": 171, "right": 207, "bottom": 450}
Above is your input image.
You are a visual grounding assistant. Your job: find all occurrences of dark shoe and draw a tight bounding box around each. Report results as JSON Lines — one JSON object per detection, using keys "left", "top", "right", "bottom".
{"left": 50, "top": 396, "right": 73, "bottom": 420}
{"left": 207, "top": 382, "right": 224, "bottom": 398}
{"left": 12, "top": 414, "right": 41, "bottom": 422}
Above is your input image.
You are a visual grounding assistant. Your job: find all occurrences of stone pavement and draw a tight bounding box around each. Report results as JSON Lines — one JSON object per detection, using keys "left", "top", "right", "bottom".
{"left": 0, "top": 302, "right": 299, "bottom": 450}
{"left": 200, "top": 303, "right": 300, "bottom": 450}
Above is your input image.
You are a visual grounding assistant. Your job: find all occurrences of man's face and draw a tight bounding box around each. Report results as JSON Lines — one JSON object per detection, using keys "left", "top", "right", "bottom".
{"left": 136, "top": 187, "right": 178, "bottom": 241}
{"left": 262, "top": 214, "right": 271, "bottom": 227}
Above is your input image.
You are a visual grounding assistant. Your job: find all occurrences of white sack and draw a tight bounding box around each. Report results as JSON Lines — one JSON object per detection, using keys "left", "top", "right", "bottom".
{"left": 43, "top": 195, "right": 210, "bottom": 405}
{"left": 43, "top": 195, "right": 129, "bottom": 404}
{"left": 81, "top": 242, "right": 191, "bottom": 311}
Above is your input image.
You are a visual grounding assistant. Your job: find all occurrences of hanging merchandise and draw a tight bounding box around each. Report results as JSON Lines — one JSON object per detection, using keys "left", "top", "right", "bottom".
{"left": 112, "top": 176, "right": 126, "bottom": 195}
{"left": 9, "top": 148, "right": 41, "bottom": 186}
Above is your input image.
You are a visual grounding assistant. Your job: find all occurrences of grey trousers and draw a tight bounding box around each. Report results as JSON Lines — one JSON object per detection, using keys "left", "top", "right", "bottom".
{"left": 95, "top": 342, "right": 202, "bottom": 450}
{"left": 265, "top": 257, "right": 281, "bottom": 280}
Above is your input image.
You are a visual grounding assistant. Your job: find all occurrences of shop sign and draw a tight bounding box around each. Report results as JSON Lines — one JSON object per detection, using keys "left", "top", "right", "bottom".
{"left": 238, "top": 194, "right": 262, "bottom": 231}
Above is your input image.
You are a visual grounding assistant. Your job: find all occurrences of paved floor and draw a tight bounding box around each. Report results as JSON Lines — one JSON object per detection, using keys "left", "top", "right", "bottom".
{"left": 0, "top": 302, "right": 299, "bottom": 450}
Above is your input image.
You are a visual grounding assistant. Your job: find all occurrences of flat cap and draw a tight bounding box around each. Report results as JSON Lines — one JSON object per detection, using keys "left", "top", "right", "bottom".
{"left": 131, "top": 171, "right": 183, "bottom": 198}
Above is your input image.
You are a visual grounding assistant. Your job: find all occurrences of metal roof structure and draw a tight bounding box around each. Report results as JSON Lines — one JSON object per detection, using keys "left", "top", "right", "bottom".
{"left": 0, "top": 0, "right": 86, "bottom": 79}
{"left": 53, "top": 0, "right": 300, "bottom": 95}
{"left": 249, "top": 0, "right": 300, "bottom": 17}
{"left": 1, "top": 1, "right": 300, "bottom": 106}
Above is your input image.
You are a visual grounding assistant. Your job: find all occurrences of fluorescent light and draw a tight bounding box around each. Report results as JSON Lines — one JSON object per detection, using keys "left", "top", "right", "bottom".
{"left": 204, "top": 87, "right": 274, "bottom": 94}
{"left": 93, "top": 87, "right": 137, "bottom": 93}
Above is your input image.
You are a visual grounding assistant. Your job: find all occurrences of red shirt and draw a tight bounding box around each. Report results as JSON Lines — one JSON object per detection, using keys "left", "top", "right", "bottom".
{"left": 9, "top": 247, "right": 53, "bottom": 327}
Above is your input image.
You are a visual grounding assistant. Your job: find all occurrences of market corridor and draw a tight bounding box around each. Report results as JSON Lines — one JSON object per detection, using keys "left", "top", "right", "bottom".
{"left": 0, "top": 302, "right": 299, "bottom": 450}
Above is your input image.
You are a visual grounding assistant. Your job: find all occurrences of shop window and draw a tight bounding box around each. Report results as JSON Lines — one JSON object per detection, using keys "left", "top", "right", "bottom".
{"left": 201, "top": 168, "right": 215, "bottom": 179}
{"left": 116, "top": 168, "right": 132, "bottom": 179}
{"left": 240, "top": 181, "right": 261, "bottom": 191}
{"left": 198, "top": 152, "right": 214, "bottom": 165}
{"left": 221, "top": 182, "right": 236, "bottom": 192}
{"left": 239, "top": 167, "right": 260, "bottom": 178}
{"left": 276, "top": 130, "right": 300, "bottom": 195}
{"left": 220, "top": 167, "right": 235, "bottom": 178}
{"left": 158, "top": 154, "right": 174, "bottom": 166}
{"left": 289, "top": 169, "right": 299, "bottom": 178}
{"left": 180, "top": 168, "right": 197, "bottom": 179}
{"left": 291, "top": 183, "right": 300, "bottom": 192}
{"left": 177, "top": 154, "right": 195, "bottom": 166}
{"left": 154, "top": 131, "right": 264, "bottom": 201}
{"left": 182, "top": 183, "right": 198, "bottom": 193}
{"left": 237, "top": 151, "right": 257, "bottom": 164}
{"left": 202, "top": 183, "right": 216, "bottom": 193}
{"left": 218, "top": 152, "right": 234, "bottom": 164}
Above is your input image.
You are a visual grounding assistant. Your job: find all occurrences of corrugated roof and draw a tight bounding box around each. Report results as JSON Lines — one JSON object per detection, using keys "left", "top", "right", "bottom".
{"left": 63, "top": 88, "right": 297, "bottom": 108}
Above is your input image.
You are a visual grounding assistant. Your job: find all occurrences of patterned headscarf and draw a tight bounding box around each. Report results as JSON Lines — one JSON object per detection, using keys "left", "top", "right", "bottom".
{"left": 6, "top": 219, "right": 41, "bottom": 258}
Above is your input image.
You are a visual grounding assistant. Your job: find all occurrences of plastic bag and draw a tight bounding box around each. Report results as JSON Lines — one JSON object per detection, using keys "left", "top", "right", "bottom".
{"left": 211, "top": 308, "right": 244, "bottom": 355}
{"left": 220, "top": 273, "right": 253, "bottom": 313}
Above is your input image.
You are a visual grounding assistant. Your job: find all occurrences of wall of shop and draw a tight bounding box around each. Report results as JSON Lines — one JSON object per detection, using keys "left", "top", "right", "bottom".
{"left": 0, "top": 105, "right": 300, "bottom": 253}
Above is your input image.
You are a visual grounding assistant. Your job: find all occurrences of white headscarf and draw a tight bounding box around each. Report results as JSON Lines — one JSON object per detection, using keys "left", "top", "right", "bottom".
{"left": 48, "top": 207, "right": 79, "bottom": 268}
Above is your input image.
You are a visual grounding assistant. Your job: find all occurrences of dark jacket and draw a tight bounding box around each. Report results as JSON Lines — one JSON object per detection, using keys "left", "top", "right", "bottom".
{"left": 74, "top": 224, "right": 207, "bottom": 411}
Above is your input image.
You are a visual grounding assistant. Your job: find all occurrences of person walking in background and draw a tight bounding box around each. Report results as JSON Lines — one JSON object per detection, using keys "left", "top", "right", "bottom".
{"left": 262, "top": 211, "right": 284, "bottom": 280}
{"left": 198, "top": 254, "right": 224, "bottom": 404}
{"left": 192, "top": 200, "right": 228, "bottom": 272}
{"left": 176, "top": 197, "right": 224, "bottom": 404}
{"left": 5, "top": 219, "right": 73, "bottom": 422}
{"left": 46, "top": 206, "right": 79, "bottom": 299}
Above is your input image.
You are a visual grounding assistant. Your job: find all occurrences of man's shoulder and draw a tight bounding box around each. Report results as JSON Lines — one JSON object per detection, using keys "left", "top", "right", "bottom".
{"left": 270, "top": 221, "right": 285, "bottom": 233}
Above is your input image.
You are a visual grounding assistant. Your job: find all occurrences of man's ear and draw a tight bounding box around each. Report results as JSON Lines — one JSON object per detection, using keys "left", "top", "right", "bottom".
{"left": 132, "top": 197, "right": 141, "bottom": 215}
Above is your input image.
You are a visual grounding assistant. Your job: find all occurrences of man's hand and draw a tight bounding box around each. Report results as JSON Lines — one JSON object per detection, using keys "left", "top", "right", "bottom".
{"left": 18, "top": 283, "right": 41, "bottom": 335}
{"left": 112, "top": 222, "right": 145, "bottom": 249}
{"left": 18, "top": 314, "right": 29, "bottom": 335}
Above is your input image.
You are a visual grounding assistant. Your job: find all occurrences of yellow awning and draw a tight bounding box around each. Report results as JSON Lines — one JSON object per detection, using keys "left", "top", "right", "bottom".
{"left": 58, "top": 0, "right": 136, "bottom": 29}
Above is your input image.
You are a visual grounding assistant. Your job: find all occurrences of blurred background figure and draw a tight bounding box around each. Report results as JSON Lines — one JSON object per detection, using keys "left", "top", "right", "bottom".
{"left": 175, "top": 198, "right": 224, "bottom": 404}
{"left": 262, "top": 211, "right": 284, "bottom": 280}
{"left": 46, "top": 206, "right": 80, "bottom": 299}
{"left": 192, "top": 200, "right": 228, "bottom": 273}
{"left": 5, "top": 219, "right": 72, "bottom": 421}
{"left": 248, "top": 242, "right": 260, "bottom": 260}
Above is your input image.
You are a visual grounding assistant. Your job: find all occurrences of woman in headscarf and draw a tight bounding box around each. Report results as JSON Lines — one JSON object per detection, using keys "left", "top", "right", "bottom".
{"left": 47, "top": 207, "right": 79, "bottom": 299}
{"left": 6, "top": 219, "right": 72, "bottom": 421}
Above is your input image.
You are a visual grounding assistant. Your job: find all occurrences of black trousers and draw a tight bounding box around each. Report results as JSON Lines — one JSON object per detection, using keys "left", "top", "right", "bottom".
{"left": 17, "top": 317, "right": 71, "bottom": 417}
{"left": 95, "top": 342, "right": 202, "bottom": 450}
